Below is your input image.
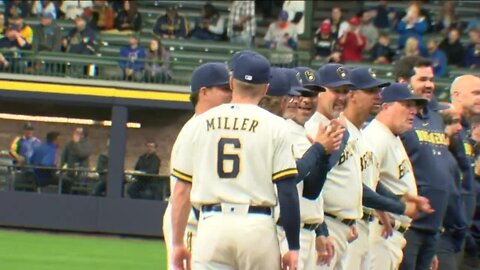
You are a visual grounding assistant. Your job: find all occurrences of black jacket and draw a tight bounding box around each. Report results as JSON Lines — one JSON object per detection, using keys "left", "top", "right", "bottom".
{"left": 439, "top": 38, "right": 465, "bottom": 67}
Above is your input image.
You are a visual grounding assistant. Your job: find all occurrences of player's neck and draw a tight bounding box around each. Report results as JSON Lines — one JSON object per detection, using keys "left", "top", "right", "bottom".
{"left": 231, "top": 95, "right": 262, "bottom": 105}
{"left": 195, "top": 102, "right": 211, "bottom": 115}
{"left": 376, "top": 114, "right": 396, "bottom": 135}
{"left": 343, "top": 107, "right": 368, "bottom": 129}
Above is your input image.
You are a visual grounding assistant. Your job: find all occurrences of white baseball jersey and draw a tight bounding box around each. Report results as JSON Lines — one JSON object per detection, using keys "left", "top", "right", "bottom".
{"left": 171, "top": 103, "right": 298, "bottom": 208}
{"left": 305, "top": 112, "right": 363, "bottom": 220}
{"left": 285, "top": 118, "right": 324, "bottom": 224}
{"left": 363, "top": 119, "right": 418, "bottom": 226}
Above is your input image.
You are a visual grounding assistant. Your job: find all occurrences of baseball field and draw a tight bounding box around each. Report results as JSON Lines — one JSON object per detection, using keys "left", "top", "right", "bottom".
{"left": 0, "top": 229, "right": 167, "bottom": 270}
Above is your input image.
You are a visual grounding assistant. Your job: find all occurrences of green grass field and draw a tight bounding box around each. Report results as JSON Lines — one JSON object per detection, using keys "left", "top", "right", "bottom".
{"left": 0, "top": 229, "right": 167, "bottom": 270}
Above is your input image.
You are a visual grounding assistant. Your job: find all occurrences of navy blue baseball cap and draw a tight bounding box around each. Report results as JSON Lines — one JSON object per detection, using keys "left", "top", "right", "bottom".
{"left": 317, "top": 64, "right": 354, "bottom": 89}
{"left": 232, "top": 51, "right": 270, "bottom": 84}
{"left": 294, "top": 67, "right": 326, "bottom": 92}
{"left": 228, "top": 50, "right": 257, "bottom": 71}
{"left": 350, "top": 67, "right": 390, "bottom": 90}
{"left": 267, "top": 68, "right": 299, "bottom": 96}
{"left": 190, "top": 63, "right": 230, "bottom": 93}
{"left": 381, "top": 83, "right": 427, "bottom": 105}
{"left": 286, "top": 69, "right": 314, "bottom": 96}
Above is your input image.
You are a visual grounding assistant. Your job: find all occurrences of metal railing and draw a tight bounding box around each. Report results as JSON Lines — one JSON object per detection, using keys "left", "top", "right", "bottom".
{"left": 0, "top": 163, "right": 170, "bottom": 200}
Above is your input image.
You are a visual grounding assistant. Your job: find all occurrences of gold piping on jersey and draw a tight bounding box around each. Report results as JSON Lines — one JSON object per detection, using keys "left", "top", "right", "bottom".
{"left": 171, "top": 169, "right": 193, "bottom": 183}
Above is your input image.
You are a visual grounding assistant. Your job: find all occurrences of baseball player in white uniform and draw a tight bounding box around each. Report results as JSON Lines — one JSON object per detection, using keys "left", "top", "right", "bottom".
{"left": 363, "top": 83, "right": 428, "bottom": 270}
{"left": 305, "top": 63, "right": 364, "bottom": 270}
{"left": 340, "top": 67, "right": 390, "bottom": 270}
{"left": 260, "top": 67, "right": 344, "bottom": 270}
{"left": 171, "top": 52, "right": 301, "bottom": 270}
{"left": 163, "top": 63, "right": 231, "bottom": 269}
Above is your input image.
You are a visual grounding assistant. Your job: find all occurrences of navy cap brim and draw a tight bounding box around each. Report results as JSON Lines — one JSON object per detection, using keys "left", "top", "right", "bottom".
{"left": 323, "top": 80, "right": 354, "bottom": 89}
{"left": 359, "top": 80, "right": 391, "bottom": 90}
{"left": 288, "top": 89, "right": 301, "bottom": 96}
{"left": 304, "top": 84, "right": 326, "bottom": 92}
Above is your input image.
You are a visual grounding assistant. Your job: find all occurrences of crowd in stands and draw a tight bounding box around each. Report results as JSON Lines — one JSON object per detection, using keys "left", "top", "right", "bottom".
{"left": 8, "top": 122, "right": 162, "bottom": 200}
{"left": 0, "top": 0, "right": 478, "bottom": 83}
{"left": 312, "top": 1, "right": 480, "bottom": 76}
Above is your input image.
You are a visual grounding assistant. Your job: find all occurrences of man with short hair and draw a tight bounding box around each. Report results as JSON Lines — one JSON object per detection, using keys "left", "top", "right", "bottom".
{"left": 30, "top": 131, "right": 60, "bottom": 190}
{"left": 163, "top": 62, "right": 232, "bottom": 270}
{"left": 119, "top": 34, "right": 146, "bottom": 81}
{"left": 10, "top": 122, "right": 41, "bottom": 166}
{"left": 364, "top": 83, "right": 428, "bottom": 270}
{"left": 394, "top": 56, "right": 452, "bottom": 270}
{"left": 127, "top": 141, "right": 161, "bottom": 200}
{"left": 171, "top": 52, "right": 300, "bottom": 269}
{"left": 450, "top": 74, "right": 480, "bottom": 267}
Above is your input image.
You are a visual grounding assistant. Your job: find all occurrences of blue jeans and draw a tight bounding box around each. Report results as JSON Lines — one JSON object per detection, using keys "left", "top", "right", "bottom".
{"left": 399, "top": 228, "right": 439, "bottom": 270}
{"left": 229, "top": 34, "right": 253, "bottom": 48}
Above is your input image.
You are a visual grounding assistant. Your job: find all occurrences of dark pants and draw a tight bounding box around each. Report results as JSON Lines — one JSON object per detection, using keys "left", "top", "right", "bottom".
{"left": 127, "top": 180, "right": 155, "bottom": 200}
{"left": 92, "top": 180, "right": 106, "bottom": 197}
{"left": 438, "top": 234, "right": 460, "bottom": 270}
{"left": 399, "top": 228, "right": 439, "bottom": 270}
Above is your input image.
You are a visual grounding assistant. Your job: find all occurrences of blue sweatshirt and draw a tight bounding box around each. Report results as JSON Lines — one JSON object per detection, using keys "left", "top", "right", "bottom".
{"left": 429, "top": 49, "right": 448, "bottom": 78}
{"left": 30, "top": 142, "right": 57, "bottom": 187}
{"left": 400, "top": 102, "right": 451, "bottom": 232}
{"left": 119, "top": 45, "right": 146, "bottom": 72}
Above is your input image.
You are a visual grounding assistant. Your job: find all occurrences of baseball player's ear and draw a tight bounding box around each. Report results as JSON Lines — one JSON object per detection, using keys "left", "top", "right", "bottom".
{"left": 229, "top": 75, "right": 234, "bottom": 91}
{"left": 261, "top": 83, "right": 269, "bottom": 96}
{"left": 397, "top": 77, "right": 408, "bottom": 84}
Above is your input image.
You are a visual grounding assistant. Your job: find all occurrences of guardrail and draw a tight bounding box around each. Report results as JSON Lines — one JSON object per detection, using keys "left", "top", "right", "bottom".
{"left": 0, "top": 163, "right": 169, "bottom": 200}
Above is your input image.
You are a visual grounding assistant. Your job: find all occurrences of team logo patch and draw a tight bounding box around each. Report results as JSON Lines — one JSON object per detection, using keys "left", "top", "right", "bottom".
{"left": 336, "top": 67, "right": 347, "bottom": 79}
{"left": 305, "top": 70, "right": 316, "bottom": 82}
{"left": 368, "top": 68, "right": 377, "bottom": 78}
{"left": 244, "top": 75, "right": 253, "bottom": 81}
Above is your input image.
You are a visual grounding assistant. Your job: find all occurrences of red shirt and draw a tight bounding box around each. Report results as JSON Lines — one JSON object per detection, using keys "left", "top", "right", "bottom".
{"left": 338, "top": 32, "right": 366, "bottom": 62}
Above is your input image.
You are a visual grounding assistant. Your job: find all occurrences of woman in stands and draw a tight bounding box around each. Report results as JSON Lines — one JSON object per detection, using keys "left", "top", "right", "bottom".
{"left": 114, "top": 0, "right": 142, "bottom": 33}
{"left": 144, "top": 38, "right": 171, "bottom": 83}
{"left": 190, "top": 3, "right": 225, "bottom": 41}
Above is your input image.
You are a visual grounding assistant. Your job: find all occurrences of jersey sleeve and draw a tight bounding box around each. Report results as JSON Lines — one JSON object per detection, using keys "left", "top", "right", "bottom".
{"left": 170, "top": 120, "right": 196, "bottom": 183}
{"left": 272, "top": 124, "right": 298, "bottom": 182}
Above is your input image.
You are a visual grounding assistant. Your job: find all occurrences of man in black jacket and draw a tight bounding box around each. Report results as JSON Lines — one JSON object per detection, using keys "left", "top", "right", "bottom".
{"left": 127, "top": 141, "right": 161, "bottom": 200}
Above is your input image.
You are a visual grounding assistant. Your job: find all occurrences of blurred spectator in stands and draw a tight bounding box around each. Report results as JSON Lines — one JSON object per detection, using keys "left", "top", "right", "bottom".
{"left": 145, "top": 37, "right": 171, "bottom": 83}
{"left": 439, "top": 28, "right": 465, "bottom": 67}
{"left": 31, "top": 0, "right": 57, "bottom": 19}
{"left": 191, "top": 3, "right": 224, "bottom": 41}
{"left": 370, "top": 33, "right": 395, "bottom": 64}
{"left": 119, "top": 34, "right": 145, "bottom": 81}
{"left": 114, "top": 0, "right": 141, "bottom": 32}
{"left": 9, "top": 123, "right": 41, "bottom": 166}
{"left": 84, "top": 0, "right": 114, "bottom": 31}
{"left": 127, "top": 140, "right": 160, "bottom": 200}
{"left": 328, "top": 49, "right": 343, "bottom": 64}
{"left": 337, "top": 16, "right": 366, "bottom": 62}
{"left": 427, "top": 39, "right": 448, "bottom": 77}
{"left": 63, "top": 15, "right": 97, "bottom": 55}
{"left": 373, "top": 0, "right": 396, "bottom": 30}
{"left": 0, "top": 14, "right": 5, "bottom": 38}
{"left": 314, "top": 20, "right": 336, "bottom": 61}
{"left": 11, "top": 16, "right": 33, "bottom": 46}
{"left": 402, "top": 37, "right": 421, "bottom": 58}
{"left": 360, "top": 9, "right": 379, "bottom": 51}
{"left": 433, "top": 1, "right": 459, "bottom": 34}
{"left": 153, "top": 5, "right": 188, "bottom": 39}
{"left": 0, "top": 25, "right": 31, "bottom": 71}
{"left": 92, "top": 138, "right": 109, "bottom": 197}
{"left": 4, "top": 0, "right": 31, "bottom": 21}
{"left": 60, "top": 0, "right": 92, "bottom": 20}
{"left": 227, "top": 0, "right": 255, "bottom": 48}
{"left": 32, "top": 12, "right": 62, "bottom": 53}
{"left": 30, "top": 131, "right": 60, "bottom": 190}
{"left": 264, "top": 10, "right": 297, "bottom": 50}
{"left": 465, "top": 18, "right": 480, "bottom": 34}
{"left": 60, "top": 127, "right": 92, "bottom": 194}
{"left": 396, "top": 3, "right": 427, "bottom": 52}
{"left": 464, "top": 27, "right": 480, "bottom": 70}
{"left": 329, "top": 6, "right": 348, "bottom": 38}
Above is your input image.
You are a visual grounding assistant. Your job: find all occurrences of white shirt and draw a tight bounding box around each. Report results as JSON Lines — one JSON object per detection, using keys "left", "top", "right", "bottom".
{"left": 363, "top": 119, "right": 418, "bottom": 226}
{"left": 305, "top": 112, "right": 363, "bottom": 219}
{"left": 285, "top": 119, "right": 324, "bottom": 224}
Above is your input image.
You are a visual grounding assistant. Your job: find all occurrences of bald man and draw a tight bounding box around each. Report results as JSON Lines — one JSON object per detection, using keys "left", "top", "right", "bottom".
{"left": 450, "top": 75, "right": 480, "bottom": 267}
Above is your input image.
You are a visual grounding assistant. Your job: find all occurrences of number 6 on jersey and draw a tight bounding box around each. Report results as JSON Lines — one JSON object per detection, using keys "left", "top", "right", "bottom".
{"left": 217, "top": 138, "right": 241, "bottom": 178}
